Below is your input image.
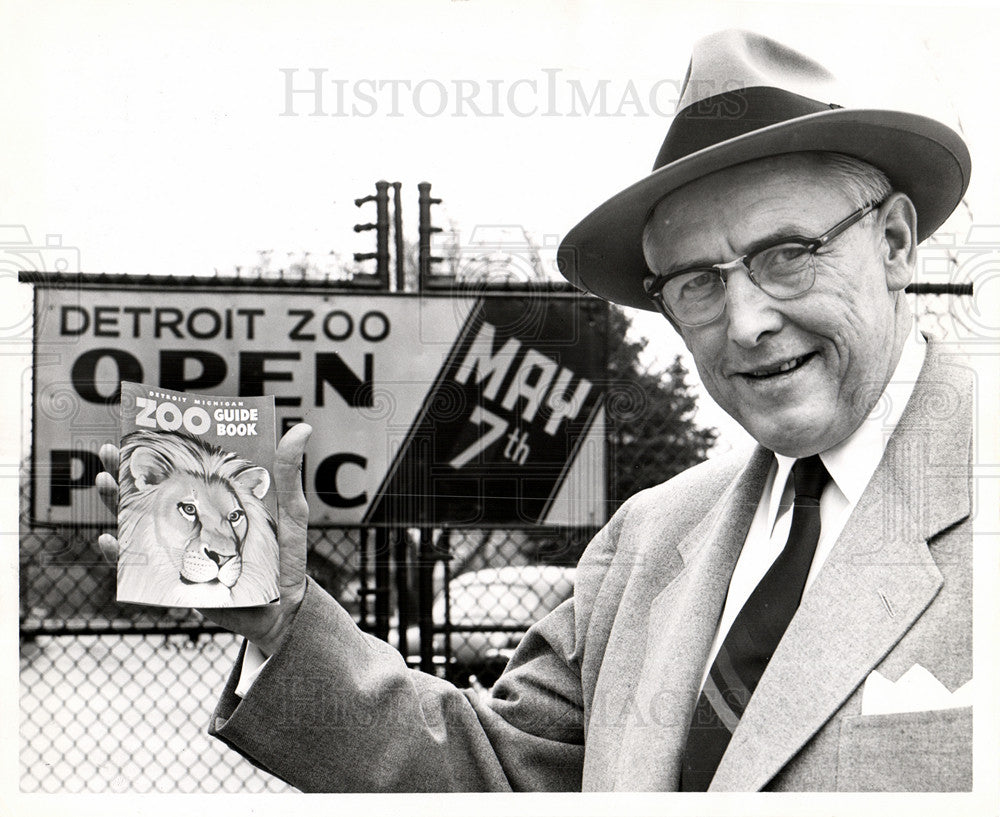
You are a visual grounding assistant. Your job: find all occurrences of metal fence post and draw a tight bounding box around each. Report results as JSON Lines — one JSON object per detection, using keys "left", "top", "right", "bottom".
{"left": 373, "top": 527, "right": 392, "bottom": 642}
{"left": 393, "top": 527, "right": 410, "bottom": 657}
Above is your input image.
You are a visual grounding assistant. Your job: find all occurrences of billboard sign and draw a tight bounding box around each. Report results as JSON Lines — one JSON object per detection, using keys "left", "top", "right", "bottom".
{"left": 29, "top": 281, "right": 607, "bottom": 527}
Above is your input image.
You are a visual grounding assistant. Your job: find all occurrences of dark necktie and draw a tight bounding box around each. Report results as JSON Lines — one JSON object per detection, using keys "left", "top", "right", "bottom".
{"left": 679, "top": 454, "right": 831, "bottom": 791}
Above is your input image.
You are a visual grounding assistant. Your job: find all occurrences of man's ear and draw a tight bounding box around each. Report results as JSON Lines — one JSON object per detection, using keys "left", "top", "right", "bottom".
{"left": 878, "top": 192, "right": 918, "bottom": 292}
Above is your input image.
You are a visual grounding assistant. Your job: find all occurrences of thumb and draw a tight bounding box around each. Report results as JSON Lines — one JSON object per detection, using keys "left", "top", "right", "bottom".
{"left": 274, "top": 423, "right": 312, "bottom": 528}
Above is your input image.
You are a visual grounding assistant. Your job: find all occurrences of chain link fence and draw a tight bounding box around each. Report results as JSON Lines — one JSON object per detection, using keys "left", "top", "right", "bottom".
{"left": 18, "top": 519, "right": 608, "bottom": 792}
{"left": 19, "top": 513, "right": 365, "bottom": 793}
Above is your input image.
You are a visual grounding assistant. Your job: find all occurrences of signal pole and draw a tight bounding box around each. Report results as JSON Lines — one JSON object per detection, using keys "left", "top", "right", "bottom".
{"left": 354, "top": 180, "right": 391, "bottom": 288}
{"left": 417, "top": 181, "right": 443, "bottom": 291}
{"left": 392, "top": 182, "right": 405, "bottom": 291}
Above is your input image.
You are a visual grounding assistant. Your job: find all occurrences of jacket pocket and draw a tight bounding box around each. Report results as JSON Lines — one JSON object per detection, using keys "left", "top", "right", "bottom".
{"left": 836, "top": 706, "right": 971, "bottom": 791}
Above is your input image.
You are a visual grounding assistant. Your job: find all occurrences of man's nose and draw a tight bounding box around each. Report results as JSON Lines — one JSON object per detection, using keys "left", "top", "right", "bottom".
{"left": 722, "top": 269, "right": 783, "bottom": 347}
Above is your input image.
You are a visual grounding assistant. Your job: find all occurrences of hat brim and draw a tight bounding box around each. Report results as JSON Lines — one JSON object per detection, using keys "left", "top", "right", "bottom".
{"left": 557, "top": 109, "right": 971, "bottom": 311}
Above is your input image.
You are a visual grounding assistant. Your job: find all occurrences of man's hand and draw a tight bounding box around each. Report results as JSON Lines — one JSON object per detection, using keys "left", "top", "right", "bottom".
{"left": 96, "top": 423, "right": 313, "bottom": 657}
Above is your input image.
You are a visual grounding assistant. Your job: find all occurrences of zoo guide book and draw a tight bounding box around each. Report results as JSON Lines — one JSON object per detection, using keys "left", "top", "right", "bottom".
{"left": 116, "top": 381, "right": 280, "bottom": 608}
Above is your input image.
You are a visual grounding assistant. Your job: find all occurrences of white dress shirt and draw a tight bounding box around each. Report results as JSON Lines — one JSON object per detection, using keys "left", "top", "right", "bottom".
{"left": 699, "top": 329, "right": 927, "bottom": 688}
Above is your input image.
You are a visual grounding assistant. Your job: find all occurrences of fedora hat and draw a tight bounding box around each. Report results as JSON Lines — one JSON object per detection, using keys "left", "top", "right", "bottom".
{"left": 556, "top": 29, "right": 972, "bottom": 311}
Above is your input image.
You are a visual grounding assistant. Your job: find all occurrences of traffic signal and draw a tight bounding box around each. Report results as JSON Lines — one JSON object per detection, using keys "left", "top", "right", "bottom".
{"left": 391, "top": 181, "right": 404, "bottom": 291}
{"left": 418, "top": 181, "right": 443, "bottom": 288}
{"left": 354, "top": 180, "right": 391, "bottom": 287}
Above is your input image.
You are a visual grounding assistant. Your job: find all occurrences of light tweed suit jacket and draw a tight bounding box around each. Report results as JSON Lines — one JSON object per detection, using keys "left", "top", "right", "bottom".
{"left": 210, "top": 341, "right": 973, "bottom": 792}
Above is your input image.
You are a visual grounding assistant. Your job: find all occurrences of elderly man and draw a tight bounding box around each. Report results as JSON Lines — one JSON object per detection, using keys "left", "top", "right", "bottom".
{"left": 99, "top": 30, "right": 973, "bottom": 792}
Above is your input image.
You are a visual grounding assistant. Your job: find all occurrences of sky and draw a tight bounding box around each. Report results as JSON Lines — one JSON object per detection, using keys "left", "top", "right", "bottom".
{"left": 4, "top": 1, "right": 1000, "bottom": 813}
{"left": 3, "top": 0, "right": 999, "bottom": 452}
{"left": 5, "top": 1, "right": 998, "bottom": 264}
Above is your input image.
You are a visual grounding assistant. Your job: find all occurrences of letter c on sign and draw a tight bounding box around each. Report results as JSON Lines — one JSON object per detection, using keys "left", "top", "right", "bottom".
{"left": 314, "top": 453, "right": 368, "bottom": 508}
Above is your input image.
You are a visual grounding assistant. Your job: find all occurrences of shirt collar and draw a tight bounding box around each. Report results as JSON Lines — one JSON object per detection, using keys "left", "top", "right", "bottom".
{"left": 768, "top": 329, "right": 927, "bottom": 525}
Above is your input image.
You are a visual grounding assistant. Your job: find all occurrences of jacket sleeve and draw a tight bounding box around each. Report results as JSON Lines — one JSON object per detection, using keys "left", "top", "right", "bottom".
{"left": 208, "top": 576, "right": 585, "bottom": 792}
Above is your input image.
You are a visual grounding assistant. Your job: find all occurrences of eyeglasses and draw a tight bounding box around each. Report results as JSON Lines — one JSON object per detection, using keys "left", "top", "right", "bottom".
{"left": 643, "top": 199, "right": 884, "bottom": 327}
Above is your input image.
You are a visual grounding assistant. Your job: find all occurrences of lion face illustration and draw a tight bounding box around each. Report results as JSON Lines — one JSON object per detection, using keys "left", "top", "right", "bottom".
{"left": 117, "top": 430, "right": 279, "bottom": 607}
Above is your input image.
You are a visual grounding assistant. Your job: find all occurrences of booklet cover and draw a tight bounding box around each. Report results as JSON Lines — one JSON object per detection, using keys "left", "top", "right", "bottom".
{"left": 116, "top": 381, "right": 280, "bottom": 608}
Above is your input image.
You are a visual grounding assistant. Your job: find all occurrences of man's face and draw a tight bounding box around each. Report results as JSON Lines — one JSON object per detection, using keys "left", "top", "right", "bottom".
{"left": 642, "top": 155, "right": 912, "bottom": 457}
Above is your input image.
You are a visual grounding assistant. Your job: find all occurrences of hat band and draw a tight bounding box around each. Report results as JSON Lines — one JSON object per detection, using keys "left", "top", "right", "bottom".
{"left": 653, "top": 87, "right": 841, "bottom": 170}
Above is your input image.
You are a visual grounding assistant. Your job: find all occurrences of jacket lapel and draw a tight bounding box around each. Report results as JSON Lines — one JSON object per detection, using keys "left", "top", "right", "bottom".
{"left": 609, "top": 447, "right": 773, "bottom": 790}
{"left": 709, "top": 342, "right": 973, "bottom": 791}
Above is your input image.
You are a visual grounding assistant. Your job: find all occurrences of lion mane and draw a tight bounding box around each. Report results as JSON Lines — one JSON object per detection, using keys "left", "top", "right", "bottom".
{"left": 117, "top": 429, "right": 279, "bottom": 607}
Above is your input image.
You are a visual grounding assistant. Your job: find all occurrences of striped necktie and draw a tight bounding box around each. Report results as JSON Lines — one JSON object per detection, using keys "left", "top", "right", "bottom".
{"left": 679, "top": 454, "right": 831, "bottom": 791}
